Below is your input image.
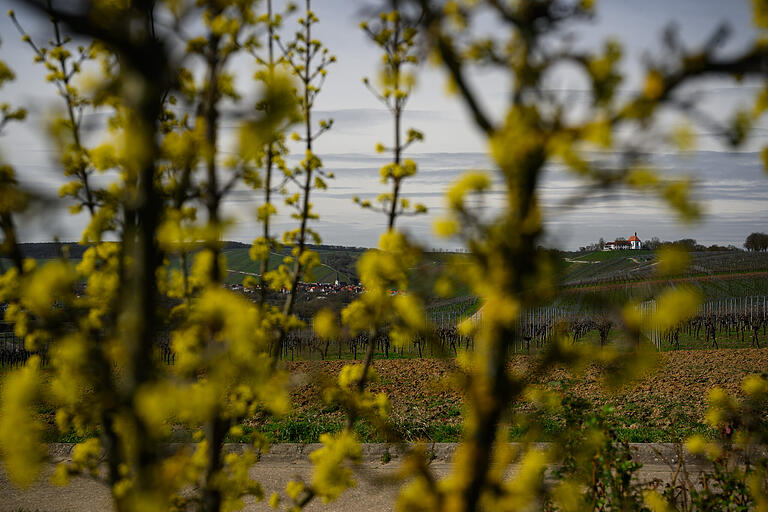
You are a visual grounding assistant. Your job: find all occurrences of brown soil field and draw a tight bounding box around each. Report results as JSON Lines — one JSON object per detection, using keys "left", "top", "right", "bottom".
{"left": 257, "top": 348, "right": 768, "bottom": 442}
{"left": 16, "top": 348, "right": 765, "bottom": 443}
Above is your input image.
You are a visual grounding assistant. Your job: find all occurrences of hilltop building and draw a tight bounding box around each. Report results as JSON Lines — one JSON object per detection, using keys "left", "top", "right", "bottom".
{"left": 603, "top": 232, "right": 643, "bottom": 251}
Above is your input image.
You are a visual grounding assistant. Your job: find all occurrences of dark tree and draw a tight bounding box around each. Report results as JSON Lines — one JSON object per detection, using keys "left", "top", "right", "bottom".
{"left": 745, "top": 232, "right": 768, "bottom": 251}
{"left": 646, "top": 236, "right": 661, "bottom": 250}
{"left": 675, "top": 238, "right": 699, "bottom": 251}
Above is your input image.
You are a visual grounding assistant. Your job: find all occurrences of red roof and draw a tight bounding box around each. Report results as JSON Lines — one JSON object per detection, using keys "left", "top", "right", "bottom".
{"left": 628, "top": 235, "right": 640, "bottom": 242}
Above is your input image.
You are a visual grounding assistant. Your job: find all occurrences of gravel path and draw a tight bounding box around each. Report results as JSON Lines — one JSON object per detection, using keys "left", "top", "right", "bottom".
{"left": 0, "top": 443, "right": 726, "bottom": 512}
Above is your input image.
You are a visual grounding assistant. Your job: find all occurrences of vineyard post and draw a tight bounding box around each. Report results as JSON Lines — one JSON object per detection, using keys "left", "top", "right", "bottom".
{"left": 528, "top": 309, "right": 531, "bottom": 350}
{"left": 522, "top": 309, "right": 526, "bottom": 352}
{"left": 546, "top": 306, "right": 550, "bottom": 345}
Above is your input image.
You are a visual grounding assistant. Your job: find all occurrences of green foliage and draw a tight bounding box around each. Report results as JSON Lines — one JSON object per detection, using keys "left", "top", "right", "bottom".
{"left": 546, "top": 397, "right": 651, "bottom": 512}
{"left": 0, "top": 1, "right": 767, "bottom": 512}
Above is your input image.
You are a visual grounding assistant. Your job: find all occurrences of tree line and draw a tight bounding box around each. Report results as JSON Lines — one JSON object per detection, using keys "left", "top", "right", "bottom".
{"left": 581, "top": 236, "right": 747, "bottom": 252}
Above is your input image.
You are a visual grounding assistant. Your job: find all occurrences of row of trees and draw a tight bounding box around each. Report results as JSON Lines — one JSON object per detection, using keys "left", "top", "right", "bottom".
{"left": 1, "top": 1, "right": 768, "bottom": 512}
{"left": 583, "top": 237, "right": 743, "bottom": 252}
{"left": 587, "top": 233, "right": 768, "bottom": 253}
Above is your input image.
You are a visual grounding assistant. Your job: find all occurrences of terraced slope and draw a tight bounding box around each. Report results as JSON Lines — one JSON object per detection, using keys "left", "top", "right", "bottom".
{"left": 559, "top": 250, "right": 768, "bottom": 300}
{"left": 222, "top": 247, "right": 361, "bottom": 285}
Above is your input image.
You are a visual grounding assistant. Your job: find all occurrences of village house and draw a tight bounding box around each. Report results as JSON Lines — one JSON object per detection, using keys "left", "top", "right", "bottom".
{"left": 603, "top": 232, "right": 643, "bottom": 250}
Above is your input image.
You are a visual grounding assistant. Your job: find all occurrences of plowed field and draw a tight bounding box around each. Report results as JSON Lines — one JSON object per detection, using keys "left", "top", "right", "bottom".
{"left": 248, "top": 348, "right": 768, "bottom": 443}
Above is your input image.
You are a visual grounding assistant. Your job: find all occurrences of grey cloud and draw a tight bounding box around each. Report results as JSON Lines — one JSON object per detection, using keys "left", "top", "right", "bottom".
{"left": 5, "top": 143, "right": 768, "bottom": 249}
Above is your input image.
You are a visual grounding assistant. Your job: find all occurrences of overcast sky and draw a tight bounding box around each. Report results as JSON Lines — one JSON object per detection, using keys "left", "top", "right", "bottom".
{"left": 0, "top": 0, "right": 766, "bottom": 250}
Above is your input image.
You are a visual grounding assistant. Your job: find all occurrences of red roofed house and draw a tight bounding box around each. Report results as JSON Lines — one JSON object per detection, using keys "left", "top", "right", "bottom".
{"left": 603, "top": 232, "right": 643, "bottom": 250}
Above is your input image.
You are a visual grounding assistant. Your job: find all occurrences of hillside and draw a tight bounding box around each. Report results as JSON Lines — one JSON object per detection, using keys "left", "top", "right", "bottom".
{"left": 5, "top": 241, "right": 251, "bottom": 260}
{"left": 555, "top": 249, "right": 768, "bottom": 304}
{"left": 222, "top": 247, "right": 362, "bottom": 285}
{"left": 562, "top": 250, "right": 768, "bottom": 284}
{"left": 4, "top": 244, "right": 767, "bottom": 302}
{"left": 0, "top": 242, "right": 364, "bottom": 285}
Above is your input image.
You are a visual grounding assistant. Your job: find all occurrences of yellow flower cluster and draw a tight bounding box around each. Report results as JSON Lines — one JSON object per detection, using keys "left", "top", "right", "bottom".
{"left": 52, "top": 437, "right": 102, "bottom": 486}
{"left": 341, "top": 232, "right": 425, "bottom": 347}
{"left": 323, "top": 365, "right": 391, "bottom": 423}
{"left": 309, "top": 432, "right": 362, "bottom": 503}
{"left": 0, "top": 356, "right": 45, "bottom": 487}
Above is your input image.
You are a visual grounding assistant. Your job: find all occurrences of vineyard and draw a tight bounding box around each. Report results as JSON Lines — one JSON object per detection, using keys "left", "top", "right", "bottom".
{"left": 508, "top": 294, "right": 768, "bottom": 353}
{"left": 2, "top": 251, "right": 767, "bottom": 368}
{"left": 562, "top": 250, "right": 768, "bottom": 288}
{"left": 234, "top": 293, "right": 768, "bottom": 357}
{"left": 4, "top": 294, "right": 768, "bottom": 368}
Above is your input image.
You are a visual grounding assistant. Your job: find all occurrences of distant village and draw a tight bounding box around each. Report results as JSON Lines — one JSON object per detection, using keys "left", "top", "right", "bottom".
{"left": 227, "top": 280, "right": 364, "bottom": 300}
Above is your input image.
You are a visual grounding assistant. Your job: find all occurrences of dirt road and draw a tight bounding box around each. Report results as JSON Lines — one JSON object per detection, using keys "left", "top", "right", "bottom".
{"left": 1, "top": 443, "right": 719, "bottom": 512}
